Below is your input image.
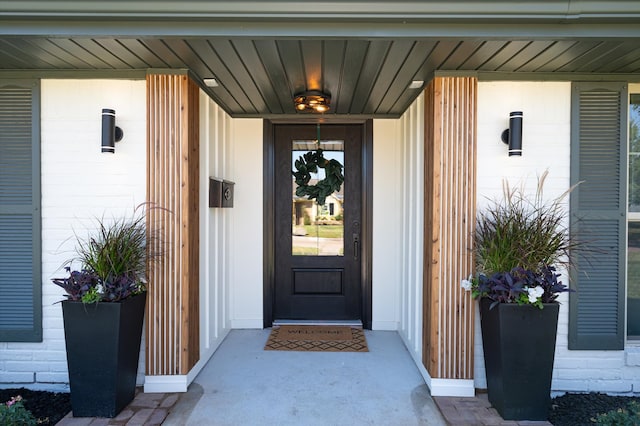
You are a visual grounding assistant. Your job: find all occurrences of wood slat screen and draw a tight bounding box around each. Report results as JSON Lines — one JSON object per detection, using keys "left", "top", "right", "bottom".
{"left": 423, "top": 76, "right": 477, "bottom": 380}
{"left": 146, "top": 73, "right": 200, "bottom": 375}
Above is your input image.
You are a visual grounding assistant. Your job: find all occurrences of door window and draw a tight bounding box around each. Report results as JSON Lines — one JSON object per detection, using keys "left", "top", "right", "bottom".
{"left": 291, "top": 139, "right": 344, "bottom": 256}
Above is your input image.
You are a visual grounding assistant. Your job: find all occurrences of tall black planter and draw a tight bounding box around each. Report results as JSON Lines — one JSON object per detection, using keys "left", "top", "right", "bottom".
{"left": 62, "top": 292, "right": 146, "bottom": 418}
{"left": 480, "top": 298, "right": 559, "bottom": 421}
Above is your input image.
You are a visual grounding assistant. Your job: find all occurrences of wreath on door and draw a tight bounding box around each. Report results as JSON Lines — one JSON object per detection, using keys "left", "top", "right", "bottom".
{"left": 292, "top": 149, "right": 344, "bottom": 206}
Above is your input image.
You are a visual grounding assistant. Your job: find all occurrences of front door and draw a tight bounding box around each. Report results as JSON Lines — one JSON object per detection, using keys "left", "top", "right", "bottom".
{"left": 273, "top": 123, "right": 363, "bottom": 321}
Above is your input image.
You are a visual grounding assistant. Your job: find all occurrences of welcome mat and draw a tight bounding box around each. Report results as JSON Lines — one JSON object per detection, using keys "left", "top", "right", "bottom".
{"left": 264, "top": 325, "right": 368, "bottom": 352}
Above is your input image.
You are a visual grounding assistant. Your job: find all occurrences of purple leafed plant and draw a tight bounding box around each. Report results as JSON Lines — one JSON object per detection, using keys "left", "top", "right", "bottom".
{"left": 476, "top": 265, "right": 572, "bottom": 309}
{"left": 51, "top": 268, "right": 100, "bottom": 302}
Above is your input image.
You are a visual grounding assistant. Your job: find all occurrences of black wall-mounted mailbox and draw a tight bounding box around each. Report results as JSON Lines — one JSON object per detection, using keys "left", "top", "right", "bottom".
{"left": 209, "top": 178, "right": 235, "bottom": 208}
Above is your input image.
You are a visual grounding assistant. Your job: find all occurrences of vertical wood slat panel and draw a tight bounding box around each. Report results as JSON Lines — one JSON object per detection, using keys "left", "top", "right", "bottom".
{"left": 184, "top": 77, "right": 201, "bottom": 372}
{"left": 423, "top": 82, "right": 436, "bottom": 376}
{"left": 146, "top": 74, "right": 200, "bottom": 377}
{"left": 423, "top": 77, "right": 477, "bottom": 380}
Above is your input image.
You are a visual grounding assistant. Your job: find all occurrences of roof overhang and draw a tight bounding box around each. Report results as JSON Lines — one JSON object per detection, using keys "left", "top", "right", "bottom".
{"left": 1, "top": 1, "right": 640, "bottom": 118}
{"left": 2, "top": 1, "right": 640, "bottom": 22}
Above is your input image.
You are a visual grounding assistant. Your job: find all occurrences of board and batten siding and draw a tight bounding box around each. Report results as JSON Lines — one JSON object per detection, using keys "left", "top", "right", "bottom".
{"left": 396, "top": 91, "right": 426, "bottom": 358}
{"left": 197, "top": 90, "right": 233, "bottom": 372}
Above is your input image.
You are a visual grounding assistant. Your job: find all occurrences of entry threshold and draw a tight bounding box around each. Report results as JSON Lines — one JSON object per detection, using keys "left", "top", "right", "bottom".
{"left": 273, "top": 319, "right": 363, "bottom": 328}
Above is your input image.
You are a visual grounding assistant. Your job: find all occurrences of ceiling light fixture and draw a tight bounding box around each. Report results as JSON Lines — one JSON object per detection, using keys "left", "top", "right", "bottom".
{"left": 294, "top": 91, "right": 331, "bottom": 113}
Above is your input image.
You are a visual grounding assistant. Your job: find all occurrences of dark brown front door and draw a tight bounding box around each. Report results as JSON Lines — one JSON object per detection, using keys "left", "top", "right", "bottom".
{"left": 273, "top": 123, "right": 363, "bottom": 321}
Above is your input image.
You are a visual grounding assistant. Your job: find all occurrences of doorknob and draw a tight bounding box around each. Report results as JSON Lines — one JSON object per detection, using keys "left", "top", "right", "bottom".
{"left": 353, "top": 233, "right": 360, "bottom": 261}
{"left": 352, "top": 220, "right": 361, "bottom": 261}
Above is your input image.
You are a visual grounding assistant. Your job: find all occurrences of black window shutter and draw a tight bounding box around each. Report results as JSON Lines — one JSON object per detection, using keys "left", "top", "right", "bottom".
{"left": 0, "top": 80, "right": 41, "bottom": 342}
{"left": 569, "top": 82, "right": 627, "bottom": 350}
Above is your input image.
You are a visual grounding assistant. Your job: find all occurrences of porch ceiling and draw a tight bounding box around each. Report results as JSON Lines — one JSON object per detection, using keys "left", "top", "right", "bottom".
{"left": 1, "top": 1, "right": 640, "bottom": 118}
{"left": 2, "top": 36, "right": 640, "bottom": 118}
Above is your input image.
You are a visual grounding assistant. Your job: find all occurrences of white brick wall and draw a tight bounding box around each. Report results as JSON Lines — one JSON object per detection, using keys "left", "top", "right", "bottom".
{"left": 476, "top": 81, "right": 640, "bottom": 396}
{"left": 0, "top": 79, "right": 146, "bottom": 391}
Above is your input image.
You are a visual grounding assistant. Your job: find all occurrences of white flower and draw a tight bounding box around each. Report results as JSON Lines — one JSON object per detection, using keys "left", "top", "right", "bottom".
{"left": 527, "top": 286, "right": 544, "bottom": 303}
{"left": 96, "top": 284, "right": 104, "bottom": 294}
{"left": 461, "top": 275, "right": 473, "bottom": 291}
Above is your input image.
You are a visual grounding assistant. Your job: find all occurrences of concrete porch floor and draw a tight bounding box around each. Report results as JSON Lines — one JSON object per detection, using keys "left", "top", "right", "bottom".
{"left": 163, "top": 329, "right": 446, "bottom": 425}
{"left": 58, "top": 329, "right": 553, "bottom": 425}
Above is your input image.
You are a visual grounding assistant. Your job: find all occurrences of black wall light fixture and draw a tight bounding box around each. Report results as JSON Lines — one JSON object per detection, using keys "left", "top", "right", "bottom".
{"left": 101, "top": 108, "right": 124, "bottom": 153}
{"left": 501, "top": 111, "right": 523, "bottom": 156}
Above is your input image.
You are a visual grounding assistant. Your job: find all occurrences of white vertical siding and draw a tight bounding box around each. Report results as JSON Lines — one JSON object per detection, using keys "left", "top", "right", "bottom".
{"left": 372, "top": 120, "right": 402, "bottom": 330}
{"left": 396, "top": 93, "right": 425, "bottom": 359}
{"left": 229, "top": 119, "right": 263, "bottom": 328}
{"left": 197, "top": 91, "right": 233, "bottom": 367}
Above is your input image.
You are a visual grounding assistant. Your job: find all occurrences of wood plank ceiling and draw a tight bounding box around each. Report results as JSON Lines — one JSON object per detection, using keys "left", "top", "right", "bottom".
{"left": 1, "top": 37, "right": 640, "bottom": 117}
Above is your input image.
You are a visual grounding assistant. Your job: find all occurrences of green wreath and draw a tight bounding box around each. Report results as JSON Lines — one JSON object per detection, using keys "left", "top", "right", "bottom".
{"left": 292, "top": 149, "right": 344, "bottom": 206}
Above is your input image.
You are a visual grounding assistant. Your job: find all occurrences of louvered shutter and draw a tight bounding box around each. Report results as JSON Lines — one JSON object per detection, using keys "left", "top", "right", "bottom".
{"left": 569, "top": 82, "right": 627, "bottom": 350}
{"left": 0, "top": 80, "right": 41, "bottom": 342}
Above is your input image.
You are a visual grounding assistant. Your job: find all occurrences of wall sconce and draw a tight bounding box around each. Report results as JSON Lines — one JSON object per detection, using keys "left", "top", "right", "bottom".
{"left": 101, "top": 108, "right": 124, "bottom": 153}
{"left": 294, "top": 91, "right": 331, "bottom": 113}
{"left": 501, "top": 111, "right": 523, "bottom": 156}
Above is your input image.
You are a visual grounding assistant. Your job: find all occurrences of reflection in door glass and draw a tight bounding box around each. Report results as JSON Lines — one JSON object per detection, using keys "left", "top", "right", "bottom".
{"left": 292, "top": 139, "right": 344, "bottom": 256}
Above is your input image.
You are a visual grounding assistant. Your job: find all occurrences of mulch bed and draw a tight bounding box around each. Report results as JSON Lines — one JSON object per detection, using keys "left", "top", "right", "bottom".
{"left": 0, "top": 387, "right": 71, "bottom": 425}
{"left": 549, "top": 392, "right": 640, "bottom": 425}
{"left": 2, "top": 386, "right": 640, "bottom": 424}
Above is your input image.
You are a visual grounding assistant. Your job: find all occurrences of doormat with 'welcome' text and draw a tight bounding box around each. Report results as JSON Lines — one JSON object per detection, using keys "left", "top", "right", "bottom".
{"left": 264, "top": 325, "right": 368, "bottom": 352}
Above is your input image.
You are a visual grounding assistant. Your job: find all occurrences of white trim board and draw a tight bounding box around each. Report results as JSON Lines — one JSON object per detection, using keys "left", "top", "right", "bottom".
{"left": 144, "top": 375, "right": 189, "bottom": 393}
{"left": 144, "top": 328, "right": 231, "bottom": 393}
{"left": 371, "top": 320, "right": 399, "bottom": 331}
{"left": 429, "top": 379, "right": 476, "bottom": 397}
{"left": 398, "top": 329, "right": 475, "bottom": 397}
{"left": 230, "top": 319, "right": 263, "bottom": 329}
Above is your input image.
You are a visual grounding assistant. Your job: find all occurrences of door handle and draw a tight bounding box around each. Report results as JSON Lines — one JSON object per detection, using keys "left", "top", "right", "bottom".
{"left": 353, "top": 233, "right": 360, "bottom": 261}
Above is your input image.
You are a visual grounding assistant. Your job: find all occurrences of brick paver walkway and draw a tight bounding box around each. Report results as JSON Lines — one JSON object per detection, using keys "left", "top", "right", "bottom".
{"left": 433, "top": 393, "right": 553, "bottom": 426}
{"left": 54, "top": 385, "right": 555, "bottom": 425}
{"left": 56, "top": 389, "right": 179, "bottom": 426}
{"left": 56, "top": 389, "right": 555, "bottom": 425}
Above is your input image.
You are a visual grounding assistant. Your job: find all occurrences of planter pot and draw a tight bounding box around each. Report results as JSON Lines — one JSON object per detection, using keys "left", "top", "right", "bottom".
{"left": 479, "top": 298, "right": 559, "bottom": 421}
{"left": 62, "top": 292, "right": 146, "bottom": 418}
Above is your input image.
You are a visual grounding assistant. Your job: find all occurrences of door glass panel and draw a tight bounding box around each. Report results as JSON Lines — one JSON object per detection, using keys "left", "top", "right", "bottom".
{"left": 292, "top": 139, "right": 344, "bottom": 256}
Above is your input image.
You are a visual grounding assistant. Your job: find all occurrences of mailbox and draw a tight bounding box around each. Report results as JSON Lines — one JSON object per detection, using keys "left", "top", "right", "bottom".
{"left": 209, "top": 178, "right": 234, "bottom": 208}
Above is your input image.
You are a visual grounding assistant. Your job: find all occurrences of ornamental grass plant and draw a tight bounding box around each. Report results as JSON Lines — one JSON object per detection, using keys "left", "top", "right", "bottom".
{"left": 76, "top": 212, "right": 148, "bottom": 288}
{"left": 52, "top": 203, "right": 163, "bottom": 303}
{"left": 475, "top": 170, "right": 580, "bottom": 276}
{"left": 465, "top": 171, "right": 583, "bottom": 307}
